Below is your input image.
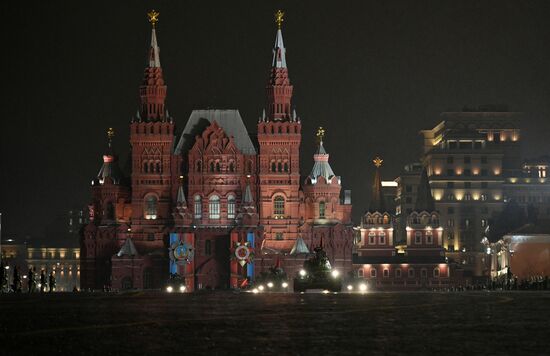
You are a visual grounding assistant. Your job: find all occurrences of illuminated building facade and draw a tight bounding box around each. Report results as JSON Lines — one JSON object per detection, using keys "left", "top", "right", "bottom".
{"left": 354, "top": 159, "right": 451, "bottom": 289}
{"left": 80, "top": 11, "right": 354, "bottom": 291}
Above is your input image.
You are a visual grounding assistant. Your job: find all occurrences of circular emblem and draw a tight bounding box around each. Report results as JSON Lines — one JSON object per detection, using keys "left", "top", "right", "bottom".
{"left": 170, "top": 240, "right": 194, "bottom": 264}
{"left": 235, "top": 245, "right": 250, "bottom": 260}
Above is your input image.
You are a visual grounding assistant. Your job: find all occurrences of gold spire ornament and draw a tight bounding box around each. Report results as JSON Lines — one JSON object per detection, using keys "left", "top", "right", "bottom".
{"left": 373, "top": 157, "right": 383, "bottom": 168}
{"left": 316, "top": 127, "right": 325, "bottom": 143}
{"left": 275, "top": 10, "right": 284, "bottom": 29}
{"left": 107, "top": 127, "right": 115, "bottom": 147}
{"left": 147, "top": 10, "right": 160, "bottom": 27}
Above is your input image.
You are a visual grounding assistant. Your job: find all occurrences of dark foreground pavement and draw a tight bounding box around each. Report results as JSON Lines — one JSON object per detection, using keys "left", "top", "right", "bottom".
{"left": 1, "top": 291, "right": 549, "bottom": 355}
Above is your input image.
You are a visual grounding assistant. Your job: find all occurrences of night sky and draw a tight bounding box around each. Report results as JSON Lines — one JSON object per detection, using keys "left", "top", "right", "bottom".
{"left": 2, "top": 1, "right": 550, "bottom": 242}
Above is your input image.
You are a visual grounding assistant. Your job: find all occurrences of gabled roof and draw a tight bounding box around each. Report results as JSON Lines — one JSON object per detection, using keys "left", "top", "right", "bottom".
{"left": 174, "top": 110, "right": 256, "bottom": 155}
{"left": 116, "top": 238, "right": 138, "bottom": 257}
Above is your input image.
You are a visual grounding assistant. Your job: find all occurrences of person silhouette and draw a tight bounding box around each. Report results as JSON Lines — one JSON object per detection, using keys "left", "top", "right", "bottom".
{"left": 49, "top": 272, "right": 56, "bottom": 292}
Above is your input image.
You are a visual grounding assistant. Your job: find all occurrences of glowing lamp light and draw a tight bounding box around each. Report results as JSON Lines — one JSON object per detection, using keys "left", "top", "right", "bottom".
{"left": 299, "top": 269, "right": 307, "bottom": 277}
{"left": 258, "top": 285, "right": 265, "bottom": 291}
{"left": 331, "top": 270, "right": 340, "bottom": 278}
{"left": 359, "top": 283, "right": 367, "bottom": 292}
{"left": 166, "top": 286, "right": 173, "bottom": 293}
{"left": 282, "top": 282, "right": 288, "bottom": 288}
{"left": 267, "top": 282, "right": 274, "bottom": 288}
{"left": 347, "top": 285, "right": 353, "bottom": 291}
{"left": 252, "top": 288, "right": 259, "bottom": 294}
{"left": 322, "top": 290, "right": 330, "bottom": 294}
{"left": 179, "top": 285, "right": 186, "bottom": 292}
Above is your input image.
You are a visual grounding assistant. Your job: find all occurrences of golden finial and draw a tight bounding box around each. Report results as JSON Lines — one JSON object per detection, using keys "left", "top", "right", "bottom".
{"left": 275, "top": 10, "right": 284, "bottom": 29}
{"left": 373, "top": 157, "right": 383, "bottom": 168}
{"left": 147, "top": 9, "right": 160, "bottom": 27}
{"left": 316, "top": 127, "right": 325, "bottom": 143}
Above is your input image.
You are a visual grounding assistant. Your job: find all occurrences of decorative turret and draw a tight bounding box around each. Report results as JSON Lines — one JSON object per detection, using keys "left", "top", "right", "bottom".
{"left": 173, "top": 176, "right": 192, "bottom": 224}
{"left": 94, "top": 128, "right": 124, "bottom": 186}
{"left": 308, "top": 127, "right": 339, "bottom": 185}
{"left": 138, "top": 10, "right": 167, "bottom": 122}
{"left": 237, "top": 176, "right": 258, "bottom": 226}
{"left": 368, "top": 157, "right": 386, "bottom": 213}
{"left": 264, "top": 10, "right": 294, "bottom": 122}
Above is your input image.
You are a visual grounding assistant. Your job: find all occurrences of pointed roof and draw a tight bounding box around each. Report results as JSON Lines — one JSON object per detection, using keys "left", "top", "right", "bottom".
{"left": 117, "top": 238, "right": 138, "bottom": 257}
{"left": 242, "top": 179, "right": 254, "bottom": 207}
{"left": 96, "top": 128, "right": 124, "bottom": 185}
{"left": 369, "top": 157, "right": 386, "bottom": 213}
{"left": 176, "top": 181, "right": 187, "bottom": 206}
{"left": 290, "top": 237, "right": 310, "bottom": 255}
{"left": 308, "top": 128, "right": 338, "bottom": 185}
{"left": 148, "top": 28, "right": 161, "bottom": 68}
{"left": 414, "top": 167, "right": 436, "bottom": 212}
{"left": 272, "top": 28, "right": 287, "bottom": 68}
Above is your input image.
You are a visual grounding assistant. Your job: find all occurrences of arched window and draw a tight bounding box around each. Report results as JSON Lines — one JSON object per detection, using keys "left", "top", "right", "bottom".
{"left": 215, "top": 162, "right": 221, "bottom": 172}
{"left": 319, "top": 201, "right": 326, "bottom": 218}
{"left": 273, "top": 196, "right": 285, "bottom": 216}
{"left": 278, "top": 162, "right": 282, "bottom": 172}
{"left": 194, "top": 195, "right": 202, "bottom": 219}
{"left": 210, "top": 161, "right": 215, "bottom": 172}
{"left": 414, "top": 231, "right": 422, "bottom": 244}
{"left": 370, "top": 268, "right": 377, "bottom": 278}
{"left": 144, "top": 195, "right": 158, "bottom": 220}
{"left": 227, "top": 194, "right": 236, "bottom": 219}
{"left": 155, "top": 161, "right": 161, "bottom": 173}
{"left": 426, "top": 231, "right": 433, "bottom": 244}
{"left": 433, "top": 268, "right": 440, "bottom": 278}
{"left": 379, "top": 232, "right": 386, "bottom": 245}
{"left": 395, "top": 269, "right": 402, "bottom": 278}
{"left": 368, "top": 232, "right": 375, "bottom": 245}
{"left": 143, "top": 161, "right": 149, "bottom": 173}
{"left": 383, "top": 214, "right": 389, "bottom": 224}
{"left": 196, "top": 161, "right": 202, "bottom": 172}
{"left": 408, "top": 268, "right": 415, "bottom": 278}
{"left": 271, "top": 161, "right": 276, "bottom": 172}
{"left": 229, "top": 161, "right": 235, "bottom": 173}
{"left": 149, "top": 162, "right": 155, "bottom": 173}
{"left": 209, "top": 195, "right": 220, "bottom": 219}
{"left": 284, "top": 162, "right": 289, "bottom": 172}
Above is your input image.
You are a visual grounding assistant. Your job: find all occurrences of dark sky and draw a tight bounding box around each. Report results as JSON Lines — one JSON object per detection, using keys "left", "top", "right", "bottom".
{"left": 2, "top": 1, "right": 550, "bottom": 242}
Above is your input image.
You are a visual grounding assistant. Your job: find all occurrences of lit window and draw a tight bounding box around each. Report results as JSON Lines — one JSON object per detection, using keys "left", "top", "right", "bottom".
{"left": 209, "top": 195, "right": 220, "bottom": 219}
{"left": 144, "top": 195, "right": 157, "bottom": 220}
{"left": 464, "top": 193, "right": 472, "bottom": 201}
{"left": 368, "top": 232, "right": 375, "bottom": 245}
{"left": 194, "top": 195, "right": 202, "bottom": 219}
{"left": 370, "top": 269, "right": 377, "bottom": 278}
{"left": 379, "top": 232, "right": 386, "bottom": 245}
{"left": 274, "top": 196, "right": 285, "bottom": 216}
{"left": 480, "top": 194, "right": 487, "bottom": 201}
{"left": 227, "top": 195, "right": 236, "bottom": 219}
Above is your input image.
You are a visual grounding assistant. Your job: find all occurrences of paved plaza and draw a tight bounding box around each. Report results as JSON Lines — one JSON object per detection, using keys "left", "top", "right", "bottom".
{"left": 1, "top": 291, "right": 549, "bottom": 355}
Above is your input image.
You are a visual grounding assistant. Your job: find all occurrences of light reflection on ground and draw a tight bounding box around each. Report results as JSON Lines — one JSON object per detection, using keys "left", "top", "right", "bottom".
{"left": 1, "top": 291, "right": 549, "bottom": 354}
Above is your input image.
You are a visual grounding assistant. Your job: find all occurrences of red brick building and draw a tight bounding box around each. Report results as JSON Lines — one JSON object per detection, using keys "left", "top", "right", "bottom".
{"left": 80, "top": 13, "right": 354, "bottom": 291}
{"left": 354, "top": 159, "right": 451, "bottom": 290}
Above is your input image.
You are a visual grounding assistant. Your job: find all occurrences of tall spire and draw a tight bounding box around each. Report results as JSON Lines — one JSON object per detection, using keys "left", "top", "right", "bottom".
{"left": 415, "top": 167, "right": 436, "bottom": 212}
{"left": 176, "top": 176, "right": 187, "bottom": 207}
{"left": 139, "top": 10, "right": 167, "bottom": 122}
{"left": 242, "top": 175, "right": 254, "bottom": 207}
{"left": 265, "top": 10, "right": 293, "bottom": 121}
{"left": 368, "top": 157, "right": 386, "bottom": 213}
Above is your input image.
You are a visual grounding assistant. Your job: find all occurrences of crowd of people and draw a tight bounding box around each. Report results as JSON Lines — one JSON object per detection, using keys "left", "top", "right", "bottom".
{"left": 1, "top": 261, "right": 56, "bottom": 293}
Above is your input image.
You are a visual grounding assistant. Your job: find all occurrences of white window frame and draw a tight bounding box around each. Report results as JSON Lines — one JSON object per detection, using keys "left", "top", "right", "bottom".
{"left": 415, "top": 231, "right": 422, "bottom": 244}
{"left": 209, "top": 195, "right": 220, "bottom": 219}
